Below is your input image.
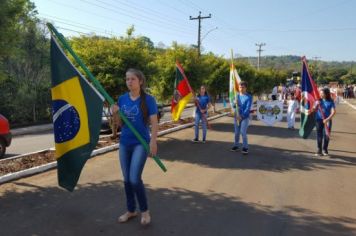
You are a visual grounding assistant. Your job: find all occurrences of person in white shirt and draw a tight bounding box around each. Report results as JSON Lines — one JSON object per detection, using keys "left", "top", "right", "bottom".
{"left": 287, "top": 93, "right": 299, "bottom": 129}
{"left": 279, "top": 84, "right": 286, "bottom": 101}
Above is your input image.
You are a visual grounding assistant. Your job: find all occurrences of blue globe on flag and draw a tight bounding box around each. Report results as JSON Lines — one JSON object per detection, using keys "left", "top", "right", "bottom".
{"left": 52, "top": 100, "right": 80, "bottom": 143}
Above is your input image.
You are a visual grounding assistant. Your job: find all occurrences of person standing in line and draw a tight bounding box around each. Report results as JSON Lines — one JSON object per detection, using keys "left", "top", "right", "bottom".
{"left": 230, "top": 81, "right": 253, "bottom": 155}
{"left": 271, "top": 85, "right": 278, "bottom": 100}
{"left": 295, "top": 84, "right": 302, "bottom": 103}
{"left": 278, "top": 83, "right": 286, "bottom": 101}
{"left": 192, "top": 85, "right": 212, "bottom": 143}
{"left": 343, "top": 85, "right": 348, "bottom": 99}
{"left": 287, "top": 93, "right": 299, "bottom": 129}
{"left": 313, "top": 87, "right": 336, "bottom": 157}
{"left": 111, "top": 68, "right": 158, "bottom": 226}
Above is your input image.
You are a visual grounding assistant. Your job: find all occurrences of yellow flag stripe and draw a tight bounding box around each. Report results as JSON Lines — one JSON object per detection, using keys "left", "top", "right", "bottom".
{"left": 172, "top": 93, "right": 193, "bottom": 121}
{"left": 51, "top": 76, "right": 90, "bottom": 159}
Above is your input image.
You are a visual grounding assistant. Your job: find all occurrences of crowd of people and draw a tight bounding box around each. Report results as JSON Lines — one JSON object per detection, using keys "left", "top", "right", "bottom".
{"left": 342, "top": 84, "right": 356, "bottom": 99}
{"left": 109, "top": 68, "right": 354, "bottom": 226}
{"left": 270, "top": 82, "right": 337, "bottom": 157}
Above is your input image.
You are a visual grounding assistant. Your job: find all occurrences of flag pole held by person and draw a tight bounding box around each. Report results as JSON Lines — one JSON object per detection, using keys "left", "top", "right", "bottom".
{"left": 47, "top": 23, "right": 166, "bottom": 192}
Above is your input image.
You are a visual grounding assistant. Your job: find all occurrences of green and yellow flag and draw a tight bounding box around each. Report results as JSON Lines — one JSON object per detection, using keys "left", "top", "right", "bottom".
{"left": 229, "top": 50, "right": 241, "bottom": 112}
{"left": 51, "top": 37, "right": 104, "bottom": 191}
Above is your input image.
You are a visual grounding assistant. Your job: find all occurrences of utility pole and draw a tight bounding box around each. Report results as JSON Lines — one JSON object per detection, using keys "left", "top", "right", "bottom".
{"left": 190, "top": 11, "right": 211, "bottom": 56}
{"left": 255, "top": 43, "right": 266, "bottom": 70}
{"left": 350, "top": 62, "right": 353, "bottom": 74}
{"left": 312, "top": 56, "right": 321, "bottom": 82}
{"left": 312, "top": 56, "right": 321, "bottom": 64}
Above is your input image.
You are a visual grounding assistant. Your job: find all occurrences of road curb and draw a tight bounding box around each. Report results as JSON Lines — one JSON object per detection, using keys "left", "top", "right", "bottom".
{"left": 0, "top": 112, "right": 228, "bottom": 185}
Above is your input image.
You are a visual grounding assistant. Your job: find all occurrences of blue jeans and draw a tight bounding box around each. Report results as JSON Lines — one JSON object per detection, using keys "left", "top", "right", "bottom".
{"left": 234, "top": 115, "right": 250, "bottom": 149}
{"left": 194, "top": 112, "right": 207, "bottom": 140}
{"left": 316, "top": 119, "right": 332, "bottom": 152}
{"left": 119, "top": 144, "right": 148, "bottom": 212}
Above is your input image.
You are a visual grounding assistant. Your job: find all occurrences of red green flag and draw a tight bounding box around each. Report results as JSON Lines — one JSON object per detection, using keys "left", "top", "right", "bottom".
{"left": 299, "top": 56, "right": 323, "bottom": 139}
{"left": 171, "top": 61, "right": 193, "bottom": 121}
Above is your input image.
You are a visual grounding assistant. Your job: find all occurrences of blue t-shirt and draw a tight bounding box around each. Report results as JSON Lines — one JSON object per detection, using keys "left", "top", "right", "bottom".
{"left": 195, "top": 95, "right": 210, "bottom": 114}
{"left": 316, "top": 99, "right": 335, "bottom": 120}
{"left": 118, "top": 92, "right": 158, "bottom": 146}
{"left": 237, "top": 93, "right": 252, "bottom": 119}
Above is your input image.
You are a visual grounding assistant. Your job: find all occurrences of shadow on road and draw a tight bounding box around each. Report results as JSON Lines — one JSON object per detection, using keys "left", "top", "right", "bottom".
{"left": 159, "top": 123, "right": 356, "bottom": 172}
{"left": 2, "top": 153, "right": 21, "bottom": 159}
{"left": 332, "top": 131, "right": 356, "bottom": 135}
{"left": 211, "top": 120, "right": 315, "bottom": 139}
{"left": 0, "top": 181, "right": 355, "bottom": 236}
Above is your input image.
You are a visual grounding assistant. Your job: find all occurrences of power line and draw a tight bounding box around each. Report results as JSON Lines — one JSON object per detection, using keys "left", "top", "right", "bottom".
{"left": 39, "top": 16, "right": 116, "bottom": 36}
{"left": 80, "top": 0, "right": 192, "bottom": 34}
{"left": 46, "top": 0, "right": 193, "bottom": 38}
{"left": 102, "top": 0, "right": 195, "bottom": 31}
{"left": 177, "top": 0, "right": 217, "bottom": 30}
{"left": 38, "top": 20, "right": 91, "bottom": 36}
{"left": 157, "top": 0, "right": 191, "bottom": 17}
{"left": 40, "top": 13, "right": 116, "bottom": 33}
{"left": 224, "top": 27, "right": 356, "bottom": 33}
{"left": 154, "top": 0, "right": 234, "bottom": 55}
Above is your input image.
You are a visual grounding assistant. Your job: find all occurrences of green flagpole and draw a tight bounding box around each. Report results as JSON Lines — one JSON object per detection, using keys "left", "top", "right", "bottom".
{"left": 47, "top": 23, "right": 167, "bottom": 172}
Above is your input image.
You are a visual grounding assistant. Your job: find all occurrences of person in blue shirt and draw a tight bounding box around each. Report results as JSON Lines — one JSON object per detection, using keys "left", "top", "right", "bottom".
{"left": 192, "top": 85, "right": 212, "bottom": 143}
{"left": 111, "top": 68, "right": 158, "bottom": 225}
{"left": 230, "top": 81, "right": 253, "bottom": 155}
{"left": 313, "top": 87, "right": 336, "bottom": 156}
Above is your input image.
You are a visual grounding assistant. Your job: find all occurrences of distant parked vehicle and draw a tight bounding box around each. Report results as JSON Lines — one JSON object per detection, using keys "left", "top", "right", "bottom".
{"left": 101, "top": 107, "right": 112, "bottom": 133}
{"left": 0, "top": 114, "right": 12, "bottom": 158}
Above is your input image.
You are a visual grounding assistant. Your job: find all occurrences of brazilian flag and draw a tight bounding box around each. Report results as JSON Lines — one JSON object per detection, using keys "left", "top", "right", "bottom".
{"left": 50, "top": 37, "right": 104, "bottom": 191}
{"left": 299, "top": 57, "right": 320, "bottom": 139}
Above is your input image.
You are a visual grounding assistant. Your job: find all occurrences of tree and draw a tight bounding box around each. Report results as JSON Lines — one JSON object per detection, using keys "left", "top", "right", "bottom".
{"left": 0, "top": 0, "right": 51, "bottom": 124}
{"left": 70, "top": 31, "right": 155, "bottom": 99}
{"left": 340, "top": 73, "right": 356, "bottom": 84}
{"left": 201, "top": 53, "right": 229, "bottom": 103}
{"left": 150, "top": 42, "right": 202, "bottom": 102}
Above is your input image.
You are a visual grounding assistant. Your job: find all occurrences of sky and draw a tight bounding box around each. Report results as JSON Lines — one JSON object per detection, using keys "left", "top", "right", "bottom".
{"left": 32, "top": 0, "right": 356, "bottom": 61}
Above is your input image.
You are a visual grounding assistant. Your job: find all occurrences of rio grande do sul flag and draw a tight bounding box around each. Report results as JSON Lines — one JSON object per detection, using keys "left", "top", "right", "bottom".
{"left": 171, "top": 61, "right": 193, "bottom": 121}
{"left": 50, "top": 36, "right": 104, "bottom": 191}
{"left": 299, "top": 56, "right": 320, "bottom": 139}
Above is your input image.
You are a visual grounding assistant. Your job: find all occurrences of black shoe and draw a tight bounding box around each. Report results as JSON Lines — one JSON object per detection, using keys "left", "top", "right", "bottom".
{"left": 202, "top": 139, "right": 206, "bottom": 144}
{"left": 192, "top": 138, "right": 199, "bottom": 143}
{"left": 230, "top": 146, "right": 239, "bottom": 152}
{"left": 242, "top": 148, "right": 248, "bottom": 155}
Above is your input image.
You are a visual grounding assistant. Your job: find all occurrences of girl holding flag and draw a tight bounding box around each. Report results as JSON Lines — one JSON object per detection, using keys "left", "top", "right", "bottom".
{"left": 313, "top": 87, "right": 336, "bottom": 156}
{"left": 112, "top": 68, "right": 158, "bottom": 225}
{"left": 192, "top": 85, "right": 212, "bottom": 143}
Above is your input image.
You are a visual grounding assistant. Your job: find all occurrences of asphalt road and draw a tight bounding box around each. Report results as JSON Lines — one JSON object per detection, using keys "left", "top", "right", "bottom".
{"left": 1, "top": 103, "right": 355, "bottom": 235}
{"left": 5, "top": 104, "right": 224, "bottom": 157}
